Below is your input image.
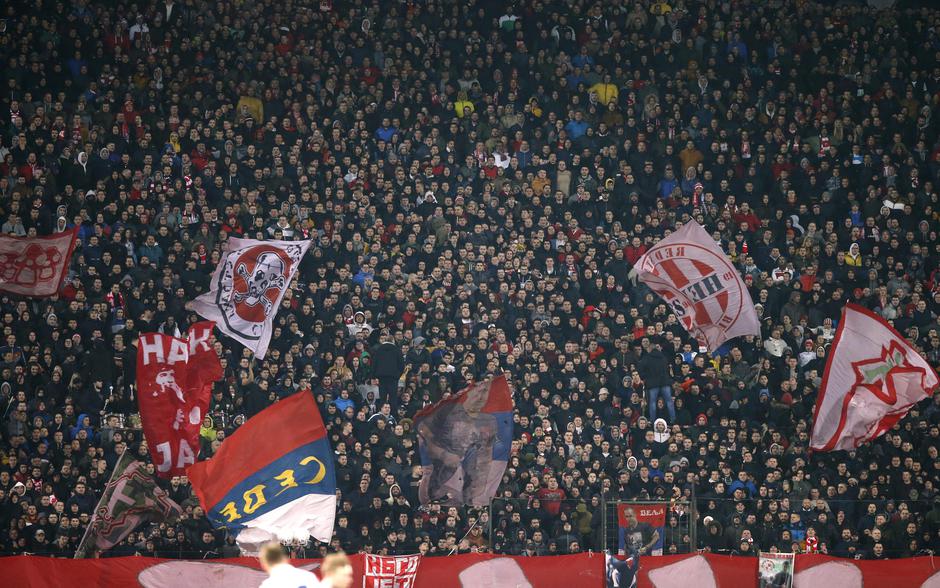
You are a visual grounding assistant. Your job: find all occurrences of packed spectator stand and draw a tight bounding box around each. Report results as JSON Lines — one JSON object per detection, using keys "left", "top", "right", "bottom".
{"left": 2, "top": 0, "right": 940, "bottom": 564}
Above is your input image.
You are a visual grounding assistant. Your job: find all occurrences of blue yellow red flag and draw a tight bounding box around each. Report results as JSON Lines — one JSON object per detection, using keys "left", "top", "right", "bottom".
{"left": 187, "top": 391, "right": 335, "bottom": 551}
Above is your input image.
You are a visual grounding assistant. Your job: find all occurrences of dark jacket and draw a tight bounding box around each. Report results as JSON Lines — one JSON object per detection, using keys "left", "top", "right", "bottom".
{"left": 371, "top": 341, "right": 404, "bottom": 378}
{"left": 637, "top": 348, "right": 672, "bottom": 388}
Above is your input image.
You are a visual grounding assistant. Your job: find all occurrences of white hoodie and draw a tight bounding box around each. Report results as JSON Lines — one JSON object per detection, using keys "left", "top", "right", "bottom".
{"left": 653, "top": 418, "right": 670, "bottom": 443}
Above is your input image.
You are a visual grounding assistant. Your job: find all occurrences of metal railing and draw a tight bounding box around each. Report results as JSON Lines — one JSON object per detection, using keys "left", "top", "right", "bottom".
{"left": 4, "top": 496, "right": 935, "bottom": 560}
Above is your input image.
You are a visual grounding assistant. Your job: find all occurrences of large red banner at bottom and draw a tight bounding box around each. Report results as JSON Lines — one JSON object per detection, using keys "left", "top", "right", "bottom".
{"left": 3, "top": 552, "right": 940, "bottom": 587}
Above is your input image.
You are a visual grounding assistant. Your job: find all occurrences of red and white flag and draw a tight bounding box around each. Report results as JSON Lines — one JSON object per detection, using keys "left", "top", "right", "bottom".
{"left": 0, "top": 228, "right": 78, "bottom": 297}
{"left": 810, "top": 303, "right": 939, "bottom": 452}
{"left": 137, "top": 322, "right": 222, "bottom": 477}
{"left": 188, "top": 238, "right": 311, "bottom": 359}
{"left": 634, "top": 220, "right": 759, "bottom": 350}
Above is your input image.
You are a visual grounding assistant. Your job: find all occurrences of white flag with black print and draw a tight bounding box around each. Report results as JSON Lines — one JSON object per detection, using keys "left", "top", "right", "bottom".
{"left": 188, "top": 237, "right": 310, "bottom": 359}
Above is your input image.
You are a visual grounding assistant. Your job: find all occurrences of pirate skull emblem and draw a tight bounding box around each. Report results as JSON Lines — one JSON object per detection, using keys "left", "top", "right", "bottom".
{"left": 232, "top": 252, "right": 286, "bottom": 315}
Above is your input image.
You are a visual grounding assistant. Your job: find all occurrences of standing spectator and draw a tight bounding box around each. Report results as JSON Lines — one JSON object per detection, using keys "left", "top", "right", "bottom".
{"left": 637, "top": 340, "right": 675, "bottom": 423}
{"left": 371, "top": 332, "right": 404, "bottom": 413}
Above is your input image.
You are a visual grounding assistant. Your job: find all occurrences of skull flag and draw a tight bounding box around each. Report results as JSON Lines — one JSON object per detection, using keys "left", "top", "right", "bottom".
{"left": 810, "top": 303, "right": 939, "bottom": 452}
{"left": 633, "top": 220, "right": 760, "bottom": 351}
{"left": 0, "top": 228, "right": 78, "bottom": 297}
{"left": 188, "top": 238, "right": 311, "bottom": 359}
{"left": 137, "top": 322, "right": 222, "bottom": 477}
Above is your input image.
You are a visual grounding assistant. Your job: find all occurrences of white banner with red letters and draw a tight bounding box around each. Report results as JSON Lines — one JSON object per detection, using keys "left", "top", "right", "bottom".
{"left": 634, "top": 220, "right": 759, "bottom": 350}
{"left": 188, "top": 237, "right": 310, "bottom": 359}
{"left": 136, "top": 321, "right": 222, "bottom": 477}
{"left": 0, "top": 228, "right": 78, "bottom": 297}
{"left": 363, "top": 554, "right": 421, "bottom": 588}
{"left": 810, "top": 303, "right": 939, "bottom": 451}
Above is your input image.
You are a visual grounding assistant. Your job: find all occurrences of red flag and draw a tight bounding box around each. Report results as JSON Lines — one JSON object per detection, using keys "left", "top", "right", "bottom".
{"left": 810, "top": 304, "right": 939, "bottom": 451}
{"left": 0, "top": 228, "right": 78, "bottom": 297}
{"left": 634, "top": 220, "right": 760, "bottom": 350}
{"left": 137, "top": 322, "right": 222, "bottom": 477}
{"left": 186, "top": 392, "right": 336, "bottom": 551}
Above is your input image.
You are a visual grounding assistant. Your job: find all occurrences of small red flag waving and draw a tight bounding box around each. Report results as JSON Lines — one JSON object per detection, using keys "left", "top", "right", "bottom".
{"left": 0, "top": 228, "right": 78, "bottom": 297}
{"left": 811, "top": 304, "right": 939, "bottom": 452}
{"left": 137, "top": 322, "right": 222, "bottom": 477}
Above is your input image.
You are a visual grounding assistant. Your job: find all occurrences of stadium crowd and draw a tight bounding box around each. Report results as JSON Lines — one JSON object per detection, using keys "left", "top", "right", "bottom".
{"left": 2, "top": 0, "right": 940, "bottom": 562}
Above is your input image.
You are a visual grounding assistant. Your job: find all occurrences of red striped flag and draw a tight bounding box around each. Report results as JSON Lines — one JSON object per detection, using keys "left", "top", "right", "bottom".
{"left": 634, "top": 220, "right": 759, "bottom": 350}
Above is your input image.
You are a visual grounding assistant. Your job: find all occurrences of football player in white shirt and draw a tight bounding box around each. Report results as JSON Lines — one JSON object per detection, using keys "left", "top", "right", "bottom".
{"left": 259, "top": 542, "right": 321, "bottom": 588}
{"left": 319, "top": 553, "right": 353, "bottom": 588}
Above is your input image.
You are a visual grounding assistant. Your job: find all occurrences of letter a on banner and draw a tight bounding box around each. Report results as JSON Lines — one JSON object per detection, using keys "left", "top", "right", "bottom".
{"left": 136, "top": 322, "right": 222, "bottom": 477}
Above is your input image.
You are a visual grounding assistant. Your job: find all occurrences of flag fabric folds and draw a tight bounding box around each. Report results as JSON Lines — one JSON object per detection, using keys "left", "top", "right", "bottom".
{"left": 186, "top": 391, "right": 336, "bottom": 553}
{"left": 633, "top": 220, "right": 760, "bottom": 350}
{"left": 810, "top": 303, "right": 939, "bottom": 451}
{"left": 415, "top": 374, "right": 513, "bottom": 507}
{"left": 188, "top": 237, "right": 311, "bottom": 359}
{"left": 75, "top": 450, "right": 182, "bottom": 558}
{"left": 136, "top": 321, "right": 222, "bottom": 478}
{"left": 0, "top": 228, "right": 78, "bottom": 297}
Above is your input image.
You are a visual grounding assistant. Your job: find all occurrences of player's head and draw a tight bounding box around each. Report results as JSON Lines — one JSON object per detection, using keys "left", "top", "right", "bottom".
{"left": 623, "top": 508, "right": 637, "bottom": 527}
{"left": 259, "top": 541, "right": 286, "bottom": 572}
{"left": 464, "top": 383, "right": 489, "bottom": 414}
{"left": 322, "top": 552, "right": 353, "bottom": 588}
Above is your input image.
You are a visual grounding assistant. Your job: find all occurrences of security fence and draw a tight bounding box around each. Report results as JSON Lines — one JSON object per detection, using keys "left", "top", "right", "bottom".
{"left": 9, "top": 495, "right": 934, "bottom": 559}
{"left": 603, "top": 500, "right": 694, "bottom": 556}
{"left": 485, "top": 497, "right": 694, "bottom": 556}
{"left": 484, "top": 495, "right": 938, "bottom": 558}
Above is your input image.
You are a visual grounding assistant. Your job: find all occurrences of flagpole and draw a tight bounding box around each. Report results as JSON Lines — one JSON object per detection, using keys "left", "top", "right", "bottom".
{"left": 74, "top": 447, "right": 130, "bottom": 558}
{"left": 448, "top": 517, "right": 482, "bottom": 556}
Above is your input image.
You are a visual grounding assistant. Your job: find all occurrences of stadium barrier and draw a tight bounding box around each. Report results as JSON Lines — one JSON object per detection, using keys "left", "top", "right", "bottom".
{"left": 4, "top": 552, "right": 940, "bottom": 587}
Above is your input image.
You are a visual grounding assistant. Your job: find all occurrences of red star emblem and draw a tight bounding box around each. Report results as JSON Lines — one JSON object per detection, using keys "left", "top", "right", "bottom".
{"left": 849, "top": 340, "right": 925, "bottom": 406}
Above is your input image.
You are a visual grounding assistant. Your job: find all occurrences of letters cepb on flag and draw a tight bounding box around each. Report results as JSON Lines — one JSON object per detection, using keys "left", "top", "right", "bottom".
{"left": 415, "top": 374, "right": 513, "bottom": 507}
{"left": 633, "top": 220, "right": 760, "bottom": 350}
{"left": 186, "top": 391, "right": 336, "bottom": 553}
{"left": 188, "top": 237, "right": 311, "bottom": 359}
{"left": 136, "top": 322, "right": 222, "bottom": 478}
{"left": 0, "top": 228, "right": 78, "bottom": 297}
{"left": 810, "top": 303, "right": 939, "bottom": 452}
{"left": 75, "top": 450, "right": 182, "bottom": 558}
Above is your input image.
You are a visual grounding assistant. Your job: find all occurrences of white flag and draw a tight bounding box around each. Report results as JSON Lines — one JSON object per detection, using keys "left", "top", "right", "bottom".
{"left": 810, "top": 303, "right": 939, "bottom": 451}
{"left": 188, "top": 238, "right": 310, "bottom": 359}
{"left": 634, "top": 220, "right": 760, "bottom": 350}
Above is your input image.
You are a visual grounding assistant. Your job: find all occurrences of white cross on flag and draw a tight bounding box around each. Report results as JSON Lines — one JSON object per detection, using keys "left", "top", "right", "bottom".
{"left": 633, "top": 220, "right": 760, "bottom": 350}
{"left": 188, "top": 238, "right": 311, "bottom": 359}
{"left": 810, "top": 303, "right": 939, "bottom": 452}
